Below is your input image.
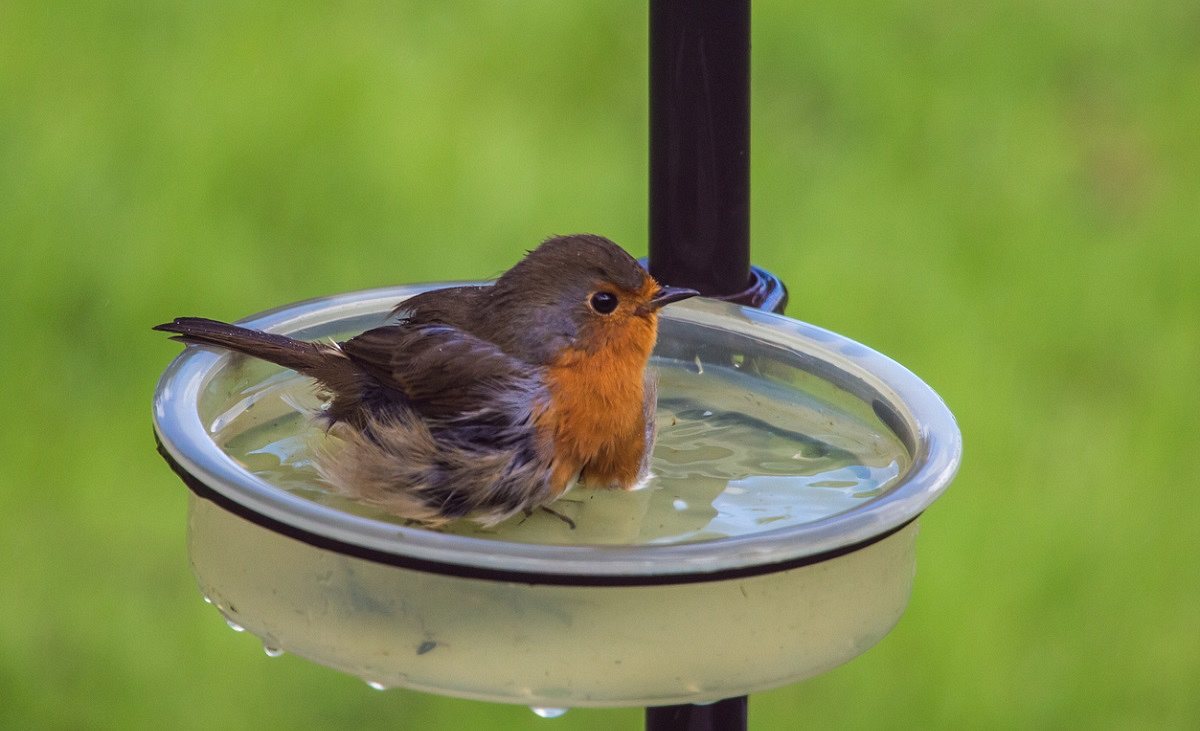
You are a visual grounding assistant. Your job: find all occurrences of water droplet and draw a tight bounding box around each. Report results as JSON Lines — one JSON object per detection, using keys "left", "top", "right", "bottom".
{"left": 366, "top": 680, "right": 387, "bottom": 691}
{"left": 530, "top": 707, "right": 569, "bottom": 719}
{"left": 223, "top": 615, "right": 245, "bottom": 633}
{"left": 263, "top": 643, "right": 284, "bottom": 658}
{"left": 201, "top": 595, "right": 213, "bottom": 605}
{"left": 701, "top": 410, "right": 713, "bottom": 417}
{"left": 672, "top": 499, "right": 688, "bottom": 511}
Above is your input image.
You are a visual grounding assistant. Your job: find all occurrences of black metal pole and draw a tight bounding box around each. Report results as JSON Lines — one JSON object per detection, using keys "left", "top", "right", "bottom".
{"left": 645, "top": 0, "right": 770, "bottom": 726}
{"left": 649, "top": 0, "right": 751, "bottom": 297}
{"left": 646, "top": 697, "right": 749, "bottom": 731}
{"left": 648, "top": 0, "right": 786, "bottom": 313}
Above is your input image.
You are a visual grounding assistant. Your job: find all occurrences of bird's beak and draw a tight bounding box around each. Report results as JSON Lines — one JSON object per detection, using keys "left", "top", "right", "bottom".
{"left": 647, "top": 286, "right": 701, "bottom": 311}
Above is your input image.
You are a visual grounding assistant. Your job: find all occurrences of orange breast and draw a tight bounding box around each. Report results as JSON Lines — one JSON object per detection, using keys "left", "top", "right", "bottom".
{"left": 539, "top": 318, "right": 656, "bottom": 493}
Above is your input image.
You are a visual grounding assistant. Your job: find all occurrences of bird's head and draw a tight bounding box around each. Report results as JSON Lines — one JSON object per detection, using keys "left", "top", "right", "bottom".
{"left": 486, "top": 234, "right": 698, "bottom": 365}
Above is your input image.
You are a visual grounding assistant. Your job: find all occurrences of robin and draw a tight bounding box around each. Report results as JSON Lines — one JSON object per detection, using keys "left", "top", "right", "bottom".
{"left": 155, "top": 234, "right": 698, "bottom": 527}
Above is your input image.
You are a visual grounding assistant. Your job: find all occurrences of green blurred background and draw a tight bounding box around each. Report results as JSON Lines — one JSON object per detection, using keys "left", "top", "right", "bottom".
{"left": 3, "top": 0, "right": 1197, "bottom": 728}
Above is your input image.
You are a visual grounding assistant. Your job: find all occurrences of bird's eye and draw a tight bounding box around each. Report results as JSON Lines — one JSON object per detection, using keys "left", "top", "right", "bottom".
{"left": 589, "top": 291, "right": 619, "bottom": 314}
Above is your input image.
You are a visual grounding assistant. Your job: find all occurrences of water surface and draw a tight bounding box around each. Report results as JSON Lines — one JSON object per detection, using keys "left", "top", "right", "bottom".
{"left": 216, "top": 358, "right": 908, "bottom": 545}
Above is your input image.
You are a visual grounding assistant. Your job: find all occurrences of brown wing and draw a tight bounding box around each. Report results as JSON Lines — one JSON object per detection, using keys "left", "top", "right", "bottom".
{"left": 391, "top": 285, "right": 488, "bottom": 330}
{"left": 338, "top": 323, "right": 544, "bottom": 427}
{"left": 329, "top": 322, "right": 553, "bottom": 523}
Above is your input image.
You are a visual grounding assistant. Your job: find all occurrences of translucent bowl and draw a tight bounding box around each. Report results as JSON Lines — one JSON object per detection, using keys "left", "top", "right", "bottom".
{"left": 153, "top": 284, "right": 961, "bottom": 707}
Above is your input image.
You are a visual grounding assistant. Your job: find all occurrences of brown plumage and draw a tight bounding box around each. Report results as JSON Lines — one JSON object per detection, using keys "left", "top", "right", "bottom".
{"left": 154, "top": 234, "right": 697, "bottom": 526}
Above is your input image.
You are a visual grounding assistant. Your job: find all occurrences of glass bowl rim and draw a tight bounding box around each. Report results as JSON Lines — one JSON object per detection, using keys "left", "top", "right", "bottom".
{"left": 153, "top": 283, "right": 961, "bottom": 584}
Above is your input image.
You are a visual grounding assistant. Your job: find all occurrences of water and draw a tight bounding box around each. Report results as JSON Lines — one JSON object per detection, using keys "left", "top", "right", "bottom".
{"left": 215, "top": 359, "right": 908, "bottom": 546}
{"left": 530, "top": 707, "right": 569, "bottom": 718}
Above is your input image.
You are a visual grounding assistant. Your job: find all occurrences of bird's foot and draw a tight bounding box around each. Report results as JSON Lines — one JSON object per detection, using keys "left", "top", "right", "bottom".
{"left": 540, "top": 506, "right": 577, "bottom": 530}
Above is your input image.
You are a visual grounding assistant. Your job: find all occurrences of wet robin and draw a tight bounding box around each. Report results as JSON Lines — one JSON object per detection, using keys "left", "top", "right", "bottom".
{"left": 155, "top": 234, "right": 698, "bottom": 527}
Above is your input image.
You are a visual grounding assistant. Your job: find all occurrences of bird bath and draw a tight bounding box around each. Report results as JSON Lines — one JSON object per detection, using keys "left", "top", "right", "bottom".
{"left": 153, "top": 283, "right": 961, "bottom": 710}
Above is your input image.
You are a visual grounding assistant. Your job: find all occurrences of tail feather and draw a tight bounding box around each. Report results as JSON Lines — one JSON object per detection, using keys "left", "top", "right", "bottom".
{"left": 153, "top": 317, "right": 335, "bottom": 375}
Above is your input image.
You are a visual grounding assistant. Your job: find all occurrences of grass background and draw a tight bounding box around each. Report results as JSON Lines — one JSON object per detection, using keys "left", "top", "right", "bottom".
{"left": 3, "top": 1, "right": 1198, "bottom": 728}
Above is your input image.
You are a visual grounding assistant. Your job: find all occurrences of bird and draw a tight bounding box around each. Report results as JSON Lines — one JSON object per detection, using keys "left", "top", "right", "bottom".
{"left": 154, "top": 234, "right": 698, "bottom": 527}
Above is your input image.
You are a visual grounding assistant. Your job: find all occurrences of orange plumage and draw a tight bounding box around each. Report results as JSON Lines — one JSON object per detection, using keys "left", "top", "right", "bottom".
{"left": 541, "top": 274, "right": 663, "bottom": 494}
